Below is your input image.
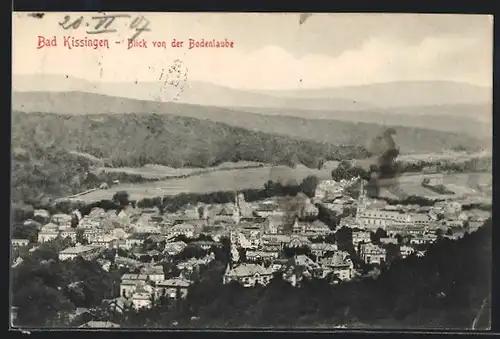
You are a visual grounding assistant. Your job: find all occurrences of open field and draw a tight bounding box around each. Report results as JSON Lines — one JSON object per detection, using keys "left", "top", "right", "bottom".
{"left": 76, "top": 164, "right": 338, "bottom": 201}
{"left": 379, "top": 172, "right": 492, "bottom": 200}
{"left": 351, "top": 151, "right": 492, "bottom": 171}
{"left": 71, "top": 159, "right": 491, "bottom": 203}
{"left": 397, "top": 151, "right": 492, "bottom": 162}
{"left": 93, "top": 161, "right": 267, "bottom": 179}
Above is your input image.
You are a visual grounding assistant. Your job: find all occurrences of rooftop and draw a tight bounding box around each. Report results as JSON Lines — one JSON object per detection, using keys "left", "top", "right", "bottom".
{"left": 78, "top": 321, "right": 120, "bottom": 328}
{"left": 170, "top": 223, "right": 195, "bottom": 230}
{"left": 59, "top": 245, "right": 99, "bottom": 255}
{"left": 293, "top": 254, "right": 317, "bottom": 267}
{"left": 121, "top": 273, "right": 148, "bottom": 281}
{"left": 310, "top": 243, "right": 338, "bottom": 251}
{"left": 157, "top": 278, "right": 192, "bottom": 287}
{"left": 127, "top": 233, "right": 151, "bottom": 240}
{"left": 308, "top": 220, "right": 331, "bottom": 230}
{"left": 225, "top": 263, "right": 273, "bottom": 277}
{"left": 321, "top": 251, "right": 352, "bottom": 267}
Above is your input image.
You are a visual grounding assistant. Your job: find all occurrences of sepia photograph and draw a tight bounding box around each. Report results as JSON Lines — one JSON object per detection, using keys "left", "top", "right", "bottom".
{"left": 11, "top": 12, "right": 492, "bottom": 330}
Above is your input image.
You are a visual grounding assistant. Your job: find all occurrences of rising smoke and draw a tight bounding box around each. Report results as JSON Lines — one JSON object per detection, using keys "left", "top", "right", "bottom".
{"left": 365, "top": 128, "right": 405, "bottom": 198}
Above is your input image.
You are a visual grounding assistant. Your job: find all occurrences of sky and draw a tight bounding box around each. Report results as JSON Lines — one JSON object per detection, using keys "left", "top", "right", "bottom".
{"left": 12, "top": 12, "right": 493, "bottom": 90}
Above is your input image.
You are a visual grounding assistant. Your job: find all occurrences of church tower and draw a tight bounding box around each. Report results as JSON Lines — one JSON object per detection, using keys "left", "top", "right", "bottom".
{"left": 232, "top": 191, "right": 241, "bottom": 224}
{"left": 356, "top": 178, "right": 367, "bottom": 220}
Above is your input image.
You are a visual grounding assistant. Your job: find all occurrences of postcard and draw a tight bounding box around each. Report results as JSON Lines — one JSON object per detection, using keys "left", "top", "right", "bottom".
{"left": 11, "top": 12, "right": 492, "bottom": 331}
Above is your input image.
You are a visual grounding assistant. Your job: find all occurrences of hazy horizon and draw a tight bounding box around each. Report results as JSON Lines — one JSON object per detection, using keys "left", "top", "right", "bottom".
{"left": 13, "top": 12, "right": 493, "bottom": 91}
{"left": 12, "top": 73, "right": 492, "bottom": 91}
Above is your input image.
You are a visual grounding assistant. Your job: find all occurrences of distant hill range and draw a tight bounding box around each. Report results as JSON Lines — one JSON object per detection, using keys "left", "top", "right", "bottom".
{"left": 11, "top": 91, "right": 487, "bottom": 154}
{"left": 13, "top": 74, "right": 492, "bottom": 139}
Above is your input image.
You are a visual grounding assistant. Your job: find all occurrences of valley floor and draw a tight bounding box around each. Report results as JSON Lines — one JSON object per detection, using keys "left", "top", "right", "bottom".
{"left": 72, "top": 164, "right": 491, "bottom": 203}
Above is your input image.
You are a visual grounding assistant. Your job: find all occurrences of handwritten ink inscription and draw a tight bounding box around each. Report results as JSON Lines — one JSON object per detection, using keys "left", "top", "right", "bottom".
{"left": 33, "top": 15, "right": 235, "bottom": 51}
{"left": 58, "top": 14, "right": 151, "bottom": 41}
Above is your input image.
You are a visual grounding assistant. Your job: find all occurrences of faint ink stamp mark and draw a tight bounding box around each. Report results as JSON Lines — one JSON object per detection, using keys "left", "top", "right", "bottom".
{"left": 28, "top": 13, "right": 45, "bottom": 19}
{"left": 158, "top": 59, "right": 188, "bottom": 102}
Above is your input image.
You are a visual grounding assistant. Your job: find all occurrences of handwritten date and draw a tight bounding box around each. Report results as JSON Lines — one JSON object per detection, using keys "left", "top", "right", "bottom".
{"left": 58, "top": 14, "right": 151, "bottom": 41}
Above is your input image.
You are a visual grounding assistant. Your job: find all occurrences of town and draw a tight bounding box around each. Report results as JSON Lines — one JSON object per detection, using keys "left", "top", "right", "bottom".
{"left": 11, "top": 173, "right": 491, "bottom": 328}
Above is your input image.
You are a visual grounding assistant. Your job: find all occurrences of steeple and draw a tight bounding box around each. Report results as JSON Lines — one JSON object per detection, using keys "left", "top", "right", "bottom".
{"left": 359, "top": 177, "right": 365, "bottom": 200}
{"left": 233, "top": 190, "right": 241, "bottom": 224}
{"left": 356, "top": 178, "right": 366, "bottom": 220}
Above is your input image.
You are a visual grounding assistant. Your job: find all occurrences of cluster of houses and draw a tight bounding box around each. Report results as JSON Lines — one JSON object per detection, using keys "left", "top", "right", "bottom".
{"left": 11, "top": 176, "right": 491, "bottom": 315}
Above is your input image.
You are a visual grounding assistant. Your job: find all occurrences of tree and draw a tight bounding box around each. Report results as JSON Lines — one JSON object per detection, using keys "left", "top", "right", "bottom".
{"left": 12, "top": 204, "right": 35, "bottom": 223}
{"left": 334, "top": 227, "right": 354, "bottom": 252}
{"left": 317, "top": 158, "right": 325, "bottom": 170}
{"left": 238, "top": 248, "right": 247, "bottom": 263}
{"left": 113, "top": 191, "right": 129, "bottom": 206}
{"left": 316, "top": 204, "right": 340, "bottom": 230}
{"left": 76, "top": 228, "right": 87, "bottom": 245}
{"left": 371, "top": 228, "right": 387, "bottom": 243}
{"left": 14, "top": 280, "right": 75, "bottom": 327}
{"left": 12, "top": 223, "right": 39, "bottom": 243}
{"left": 300, "top": 175, "right": 319, "bottom": 198}
{"left": 385, "top": 243, "right": 400, "bottom": 264}
{"left": 70, "top": 213, "right": 79, "bottom": 228}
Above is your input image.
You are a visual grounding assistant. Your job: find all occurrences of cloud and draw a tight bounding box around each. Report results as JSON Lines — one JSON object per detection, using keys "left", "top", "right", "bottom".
{"left": 180, "top": 35, "right": 491, "bottom": 89}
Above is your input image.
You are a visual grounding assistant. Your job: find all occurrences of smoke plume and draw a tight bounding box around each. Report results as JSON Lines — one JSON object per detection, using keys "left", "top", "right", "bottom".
{"left": 365, "top": 128, "right": 405, "bottom": 198}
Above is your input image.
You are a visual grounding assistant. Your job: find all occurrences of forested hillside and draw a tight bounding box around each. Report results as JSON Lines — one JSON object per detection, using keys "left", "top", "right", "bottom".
{"left": 12, "top": 144, "right": 100, "bottom": 204}
{"left": 12, "top": 91, "right": 488, "bottom": 153}
{"left": 12, "top": 111, "right": 368, "bottom": 169}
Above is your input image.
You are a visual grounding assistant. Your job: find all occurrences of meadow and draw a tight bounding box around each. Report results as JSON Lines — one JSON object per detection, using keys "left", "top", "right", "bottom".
{"left": 378, "top": 172, "right": 492, "bottom": 200}
{"left": 74, "top": 161, "right": 490, "bottom": 203}
{"left": 77, "top": 163, "right": 338, "bottom": 201}
{"left": 94, "top": 161, "right": 266, "bottom": 179}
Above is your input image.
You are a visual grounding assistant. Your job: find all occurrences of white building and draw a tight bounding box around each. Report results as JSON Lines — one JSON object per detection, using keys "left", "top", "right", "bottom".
{"left": 352, "top": 231, "right": 371, "bottom": 250}
{"left": 58, "top": 245, "right": 101, "bottom": 261}
{"left": 141, "top": 265, "right": 165, "bottom": 284}
{"left": 12, "top": 239, "right": 29, "bottom": 247}
{"left": 120, "top": 274, "right": 149, "bottom": 298}
{"left": 155, "top": 278, "right": 192, "bottom": 299}
{"left": 78, "top": 217, "right": 101, "bottom": 229}
{"left": 379, "top": 237, "right": 398, "bottom": 245}
{"left": 90, "top": 235, "right": 119, "bottom": 248}
{"left": 314, "top": 180, "right": 342, "bottom": 200}
{"left": 132, "top": 291, "right": 153, "bottom": 310}
{"left": 51, "top": 213, "right": 73, "bottom": 226}
{"left": 409, "top": 234, "right": 437, "bottom": 245}
{"left": 124, "top": 234, "right": 148, "bottom": 249}
{"left": 310, "top": 243, "right": 338, "bottom": 258}
{"left": 83, "top": 228, "right": 105, "bottom": 243}
{"left": 223, "top": 264, "right": 274, "bottom": 287}
{"left": 400, "top": 245, "right": 415, "bottom": 259}
{"left": 245, "top": 250, "right": 279, "bottom": 262}
{"left": 167, "top": 223, "right": 196, "bottom": 238}
{"left": 34, "top": 209, "right": 50, "bottom": 221}
{"left": 359, "top": 243, "right": 386, "bottom": 265}
{"left": 38, "top": 223, "right": 60, "bottom": 243}
{"left": 320, "top": 251, "right": 354, "bottom": 281}
{"left": 163, "top": 241, "right": 187, "bottom": 256}
{"left": 59, "top": 228, "right": 77, "bottom": 242}
{"left": 304, "top": 220, "right": 333, "bottom": 236}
